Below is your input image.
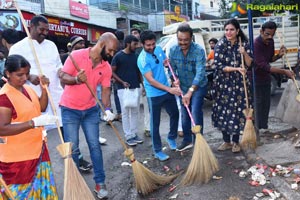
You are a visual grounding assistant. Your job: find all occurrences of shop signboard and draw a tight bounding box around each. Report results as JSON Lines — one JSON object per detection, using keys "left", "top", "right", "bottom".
{"left": 22, "top": 12, "right": 88, "bottom": 39}
{"left": 69, "top": 0, "right": 89, "bottom": 20}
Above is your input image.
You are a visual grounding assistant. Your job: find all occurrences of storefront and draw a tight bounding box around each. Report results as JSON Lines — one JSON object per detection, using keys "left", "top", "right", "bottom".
{"left": 1, "top": 9, "right": 115, "bottom": 54}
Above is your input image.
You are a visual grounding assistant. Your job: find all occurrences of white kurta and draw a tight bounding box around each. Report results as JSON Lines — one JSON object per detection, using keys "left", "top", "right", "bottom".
{"left": 9, "top": 37, "right": 63, "bottom": 129}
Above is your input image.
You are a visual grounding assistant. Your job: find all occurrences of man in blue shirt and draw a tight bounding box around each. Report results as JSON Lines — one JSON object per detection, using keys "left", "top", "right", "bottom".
{"left": 169, "top": 23, "right": 207, "bottom": 151}
{"left": 137, "top": 30, "right": 181, "bottom": 161}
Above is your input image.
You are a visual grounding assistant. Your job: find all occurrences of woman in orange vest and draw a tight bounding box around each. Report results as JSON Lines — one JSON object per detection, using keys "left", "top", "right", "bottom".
{"left": 0, "top": 55, "right": 58, "bottom": 199}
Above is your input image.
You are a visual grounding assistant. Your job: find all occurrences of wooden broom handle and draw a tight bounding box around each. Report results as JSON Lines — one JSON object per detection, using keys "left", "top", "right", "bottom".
{"left": 68, "top": 54, "right": 128, "bottom": 151}
{"left": 239, "top": 37, "right": 249, "bottom": 109}
{"left": 277, "top": 32, "right": 300, "bottom": 94}
{"left": 0, "top": 175, "right": 15, "bottom": 200}
{"left": 15, "top": 1, "right": 64, "bottom": 144}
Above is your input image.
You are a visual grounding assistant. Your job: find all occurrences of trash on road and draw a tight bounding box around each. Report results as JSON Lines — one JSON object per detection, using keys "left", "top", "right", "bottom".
{"left": 212, "top": 175, "right": 223, "bottom": 180}
{"left": 164, "top": 165, "right": 170, "bottom": 172}
{"left": 169, "top": 193, "right": 178, "bottom": 199}
{"left": 238, "top": 170, "right": 247, "bottom": 178}
{"left": 262, "top": 188, "right": 280, "bottom": 199}
{"left": 291, "top": 183, "right": 298, "bottom": 190}
{"left": 121, "top": 162, "right": 131, "bottom": 167}
{"left": 168, "top": 184, "right": 176, "bottom": 192}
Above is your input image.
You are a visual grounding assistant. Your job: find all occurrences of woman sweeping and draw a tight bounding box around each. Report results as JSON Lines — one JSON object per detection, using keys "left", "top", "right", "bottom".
{"left": 0, "top": 55, "right": 58, "bottom": 199}
{"left": 212, "top": 18, "right": 253, "bottom": 153}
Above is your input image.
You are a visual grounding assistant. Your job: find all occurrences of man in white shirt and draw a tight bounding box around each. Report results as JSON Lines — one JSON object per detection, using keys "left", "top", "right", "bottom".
{"left": 9, "top": 15, "right": 92, "bottom": 172}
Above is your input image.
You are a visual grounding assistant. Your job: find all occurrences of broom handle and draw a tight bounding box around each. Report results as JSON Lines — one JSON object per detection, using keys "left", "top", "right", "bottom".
{"left": 0, "top": 174, "right": 15, "bottom": 200}
{"left": 277, "top": 32, "right": 300, "bottom": 94}
{"left": 15, "top": 1, "right": 64, "bottom": 144}
{"left": 68, "top": 54, "right": 128, "bottom": 151}
{"left": 167, "top": 63, "right": 196, "bottom": 127}
{"left": 239, "top": 37, "right": 249, "bottom": 109}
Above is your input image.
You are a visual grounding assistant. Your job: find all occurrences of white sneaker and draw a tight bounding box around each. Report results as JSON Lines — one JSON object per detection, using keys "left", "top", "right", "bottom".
{"left": 99, "top": 137, "right": 107, "bottom": 144}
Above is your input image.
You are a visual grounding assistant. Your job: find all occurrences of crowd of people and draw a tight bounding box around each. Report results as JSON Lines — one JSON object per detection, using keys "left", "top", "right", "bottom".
{"left": 0, "top": 15, "right": 297, "bottom": 199}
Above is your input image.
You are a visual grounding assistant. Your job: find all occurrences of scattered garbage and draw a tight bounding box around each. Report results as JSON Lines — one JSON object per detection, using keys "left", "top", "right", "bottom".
{"left": 262, "top": 188, "right": 280, "bottom": 199}
{"left": 169, "top": 193, "right": 178, "bottom": 199}
{"left": 293, "top": 168, "right": 300, "bottom": 175}
{"left": 251, "top": 172, "right": 266, "bottom": 185}
{"left": 121, "top": 162, "right": 131, "bottom": 167}
{"left": 163, "top": 165, "right": 170, "bottom": 172}
{"left": 238, "top": 170, "right": 247, "bottom": 178}
{"left": 175, "top": 165, "right": 180, "bottom": 171}
{"left": 183, "top": 192, "right": 190, "bottom": 196}
{"left": 291, "top": 183, "right": 298, "bottom": 190}
{"left": 212, "top": 175, "right": 223, "bottom": 180}
{"left": 168, "top": 184, "right": 176, "bottom": 192}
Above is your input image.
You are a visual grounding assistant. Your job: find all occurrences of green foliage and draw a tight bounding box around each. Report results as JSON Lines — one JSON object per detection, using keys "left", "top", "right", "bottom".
{"left": 119, "top": 4, "right": 128, "bottom": 13}
{"left": 132, "top": 23, "right": 148, "bottom": 31}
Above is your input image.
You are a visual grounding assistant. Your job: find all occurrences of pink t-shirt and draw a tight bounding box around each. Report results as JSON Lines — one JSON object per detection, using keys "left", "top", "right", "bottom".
{"left": 60, "top": 48, "right": 112, "bottom": 110}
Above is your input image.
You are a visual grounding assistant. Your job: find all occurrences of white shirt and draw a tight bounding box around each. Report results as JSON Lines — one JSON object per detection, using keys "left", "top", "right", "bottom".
{"left": 9, "top": 37, "right": 64, "bottom": 129}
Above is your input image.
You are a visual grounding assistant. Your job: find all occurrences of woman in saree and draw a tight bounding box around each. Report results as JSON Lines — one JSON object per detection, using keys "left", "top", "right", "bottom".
{"left": 0, "top": 54, "right": 58, "bottom": 199}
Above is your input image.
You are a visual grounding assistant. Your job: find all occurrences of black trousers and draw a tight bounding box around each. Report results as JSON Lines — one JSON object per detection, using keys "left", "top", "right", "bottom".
{"left": 222, "top": 131, "right": 240, "bottom": 143}
{"left": 255, "top": 84, "right": 271, "bottom": 129}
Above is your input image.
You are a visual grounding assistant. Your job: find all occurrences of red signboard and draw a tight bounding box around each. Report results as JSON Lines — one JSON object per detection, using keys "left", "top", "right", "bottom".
{"left": 69, "top": 0, "right": 89, "bottom": 20}
{"left": 91, "top": 28, "right": 105, "bottom": 43}
{"left": 22, "top": 12, "right": 88, "bottom": 39}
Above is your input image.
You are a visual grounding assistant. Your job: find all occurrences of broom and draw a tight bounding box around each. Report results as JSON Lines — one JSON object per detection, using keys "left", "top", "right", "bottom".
{"left": 0, "top": 174, "right": 15, "bottom": 200}
{"left": 277, "top": 32, "right": 300, "bottom": 102}
{"left": 68, "top": 54, "right": 178, "bottom": 195}
{"left": 167, "top": 63, "right": 219, "bottom": 185}
{"left": 15, "top": 3, "right": 95, "bottom": 199}
{"left": 239, "top": 37, "right": 257, "bottom": 150}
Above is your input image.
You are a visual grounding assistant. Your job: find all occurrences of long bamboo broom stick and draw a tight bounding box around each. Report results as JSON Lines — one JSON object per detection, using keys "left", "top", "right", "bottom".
{"left": 68, "top": 54, "right": 178, "bottom": 195}
{"left": 167, "top": 63, "right": 219, "bottom": 185}
{"left": 0, "top": 174, "right": 15, "bottom": 200}
{"left": 14, "top": 2, "right": 94, "bottom": 199}
{"left": 239, "top": 37, "right": 257, "bottom": 150}
{"left": 277, "top": 32, "right": 300, "bottom": 102}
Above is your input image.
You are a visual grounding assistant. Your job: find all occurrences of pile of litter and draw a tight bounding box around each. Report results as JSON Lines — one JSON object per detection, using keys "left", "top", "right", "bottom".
{"left": 235, "top": 163, "right": 300, "bottom": 199}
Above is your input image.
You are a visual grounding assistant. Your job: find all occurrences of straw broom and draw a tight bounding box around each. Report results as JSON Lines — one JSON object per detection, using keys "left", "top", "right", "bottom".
{"left": 0, "top": 174, "right": 15, "bottom": 200}
{"left": 167, "top": 63, "right": 219, "bottom": 185}
{"left": 68, "top": 54, "right": 178, "bottom": 195}
{"left": 15, "top": 3, "right": 95, "bottom": 199}
{"left": 239, "top": 37, "right": 257, "bottom": 150}
{"left": 277, "top": 32, "right": 300, "bottom": 102}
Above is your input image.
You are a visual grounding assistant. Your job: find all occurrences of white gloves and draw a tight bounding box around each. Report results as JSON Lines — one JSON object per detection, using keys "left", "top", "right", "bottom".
{"left": 32, "top": 115, "right": 59, "bottom": 127}
{"left": 103, "top": 110, "right": 115, "bottom": 122}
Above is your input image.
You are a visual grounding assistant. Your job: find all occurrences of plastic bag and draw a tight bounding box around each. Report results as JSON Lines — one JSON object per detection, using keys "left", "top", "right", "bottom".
{"left": 123, "top": 88, "right": 139, "bottom": 108}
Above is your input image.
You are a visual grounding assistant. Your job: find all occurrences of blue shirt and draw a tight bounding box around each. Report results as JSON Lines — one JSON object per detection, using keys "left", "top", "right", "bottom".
{"left": 169, "top": 42, "right": 207, "bottom": 93}
{"left": 137, "top": 46, "right": 169, "bottom": 97}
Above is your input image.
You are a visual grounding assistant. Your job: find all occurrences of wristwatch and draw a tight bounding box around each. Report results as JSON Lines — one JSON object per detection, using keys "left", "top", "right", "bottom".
{"left": 189, "top": 87, "right": 195, "bottom": 92}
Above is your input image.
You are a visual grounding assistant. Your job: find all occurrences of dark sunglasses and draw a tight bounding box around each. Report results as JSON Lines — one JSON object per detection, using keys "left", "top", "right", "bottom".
{"left": 152, "top": 54, "right": 159, "bottom": 64}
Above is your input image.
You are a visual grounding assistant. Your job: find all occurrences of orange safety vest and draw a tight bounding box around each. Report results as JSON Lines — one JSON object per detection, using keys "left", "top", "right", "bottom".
{"left": 0, "top": 84, "right": 43, "bottom": 163}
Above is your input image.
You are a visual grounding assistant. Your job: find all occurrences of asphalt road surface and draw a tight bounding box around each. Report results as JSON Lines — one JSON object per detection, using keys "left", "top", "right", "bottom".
{"left": 47, "top": 85, "right": 287, "bottom": 200}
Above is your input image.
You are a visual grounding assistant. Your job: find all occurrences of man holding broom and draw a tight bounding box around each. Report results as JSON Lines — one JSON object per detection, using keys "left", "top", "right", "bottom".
{"left": 59, "top": 32, "right": 117, "bottom": 199}
{"left": 253, "top": 21, "right": 294, "bottom": 137}
{"left": 137, "top": 30, "right": 181, "bottom": 161}
{"left": 169, "top": 23, "right": 207, "bottom": 152}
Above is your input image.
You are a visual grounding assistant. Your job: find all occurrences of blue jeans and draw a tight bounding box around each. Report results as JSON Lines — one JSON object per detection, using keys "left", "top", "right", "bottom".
{"left": 181, "top": 86, "right": 207, "bottom": 143}
{"left": 61, "top": 105, "right": 105, "bottom": 184}
{"left": 148, "top": 93, "right": 179, "bottom": 153}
